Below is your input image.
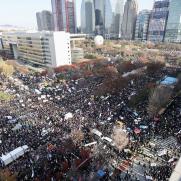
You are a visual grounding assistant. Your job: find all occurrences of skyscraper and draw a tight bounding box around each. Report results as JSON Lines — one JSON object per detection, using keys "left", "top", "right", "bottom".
{"left": 94, "top": 0, "right": 112, "bottom": 36}
{"left": 51, "top": 0, "right": 77, "bottom": 33}
{"left": 112, "top": 0, "right": 124, "bottom": 38}
{"left": 122, "top": 0, "right": 138, "bottom": 40}
{"left": 165, "top": 0, "right": 181, "bottom": 43}
{"left": 94, "top": 0, "right": 105, "bottom": 35}
{"left": 135, "top": 10, "right": 151, "bottom": 41}
{"left": 148, "top": 0, "right": 169, "bottom": 42}
{"left": 81, "top": 0, "right": 95, "bottom": 34}
{"left": 104, "top": 0, "right": 113, "bottom": 35}
{"left": 36, "top": 10, "right": 54, "bottom": 31}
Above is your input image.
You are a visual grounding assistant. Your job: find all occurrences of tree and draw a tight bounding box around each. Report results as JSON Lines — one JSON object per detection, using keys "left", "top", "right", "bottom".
{"left": 112, "top": 127, "right": 129, "bottom": 151}
{"left": 147, "top": 86, "right": 173, "bottom": 117}
{"left": 0, "top": 61, "right": 14, "bottom": 77}
{"left": 117, "top": 61, "right": 136, "bottom": 74}
{"left": 174, "top": 74, "right": 181, "bottom": 93}
{"left": 0, "top": 91, "right": 12, "bottom": 101}
{"left": 0, "top": 169, "right": 17, "bottom": 181}
{"left": 146, "top": 60, "right": 165, "bottom": 74}
{"left": 84, "top": 54, "right": 97, "bottom": 59}
{"left": 94, "top": 76, "right": 128, "bottom": 96}
{"left": 70, "top": 129, "right": 84, "bottom": 145}
{"left": 93, "top": 66, "right": 118, "bottom": 78}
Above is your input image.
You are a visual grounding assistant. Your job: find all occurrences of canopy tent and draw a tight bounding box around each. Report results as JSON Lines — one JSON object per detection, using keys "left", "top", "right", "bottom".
{"left": 12, "top": 123, "right": 22, "bottom": 131}
{"left": 0, "top": 145, "right": 29, "bottom": 166}
{"left": 97, "top": 170, "right": 106, "bottom": 178}
{"left": 160, "top": 76, "right": 178, "bottom": 85}
{"left": 64, "top": 112, "right": 73, "bottom": 120}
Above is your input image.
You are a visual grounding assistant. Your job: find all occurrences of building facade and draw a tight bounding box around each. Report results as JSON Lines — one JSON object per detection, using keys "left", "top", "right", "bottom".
{"left": 0, "top": 33, "right": 3, "bottom": 50}
{"left": 122, "top": 0, "right": 138, "bottom": 40}
{"left": 104, "top": 0, "right": 113, "bottom": 35}
{"left": 94, "top": 0, "right": 113, "bottom": 36}
{"left": 81, "top": 0, "right": 95, "bottom": 35}
{"left": 165, "top": 0, "right": 181, "bottom": 43}
{"left": 36, "top": 10, "right": 54, "bottom": 31}
{"left": 51, "top": 0, "right": 77, "bottom": 33}
{"left": 1, "top": 31, "right": 71, "bottom": 67}
{"left": 148, "top": 0, "right": 169, "bottom": 42}
{"left": 112, "top": 0, "right": 124, "bottom": 38}
{"left": 94, "top": 0, "right": 105, "bottom": 35}
{"left": 135, "top": 10, "right": 151, "bottom": 41}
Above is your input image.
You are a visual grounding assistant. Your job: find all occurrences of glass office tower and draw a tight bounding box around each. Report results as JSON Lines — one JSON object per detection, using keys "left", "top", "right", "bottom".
{"left": 165, "top": 0, "right": 181, "bottom": 43}
{"left": 148, "top": 0, "right": 169, "bottom": 42}
{"left": 81, "top": 0, "right": 95, "bottom": 34}
{"left": 135, "top": 10, "right": 151, "bottom": 41}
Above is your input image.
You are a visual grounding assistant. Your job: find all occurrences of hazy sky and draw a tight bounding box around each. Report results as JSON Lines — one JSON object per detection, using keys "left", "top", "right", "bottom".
{"left": 0, "top": 0, "right": 154, "bottom": 28}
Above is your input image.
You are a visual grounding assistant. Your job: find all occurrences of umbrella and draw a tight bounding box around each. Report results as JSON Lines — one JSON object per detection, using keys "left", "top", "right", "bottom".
{"left": 134, "top": 128, "right": 141, "bottom": 134}
{"left": 154, "top": 117, "right": 160, "bottom": 122}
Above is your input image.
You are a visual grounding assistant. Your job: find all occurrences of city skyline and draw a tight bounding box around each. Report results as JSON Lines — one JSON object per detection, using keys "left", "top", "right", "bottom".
{"left": 0, "top": 0, "right": 154, "bottom": 28}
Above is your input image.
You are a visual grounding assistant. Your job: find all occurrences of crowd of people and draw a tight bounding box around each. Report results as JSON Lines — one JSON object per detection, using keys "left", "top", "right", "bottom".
{"left": 0, "top": 64, "right": 180, "bottom": 180}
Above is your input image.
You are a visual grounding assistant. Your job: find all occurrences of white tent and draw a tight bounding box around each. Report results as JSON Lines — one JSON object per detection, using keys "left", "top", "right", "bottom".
{"left": 12, "top": 123, "right": 22, "bottom": 131}
{"left": 91, "top": 129, "right": 103, "bottom": 138}
{"left": 84, "top": 142, "right": 97, "bottom": 147}
{"left": 158, "top": 149, "right": 167, "bottom": 157}
{"left": 64, "top": 113, "right": 73, "bottom": 120}
{"left": 0, "top": 145, "right": 29, "bottom": 166}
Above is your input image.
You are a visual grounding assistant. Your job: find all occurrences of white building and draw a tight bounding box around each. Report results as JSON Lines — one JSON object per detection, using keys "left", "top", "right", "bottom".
{"left": 1, "top": 31, "right": 71, "bottom": 67}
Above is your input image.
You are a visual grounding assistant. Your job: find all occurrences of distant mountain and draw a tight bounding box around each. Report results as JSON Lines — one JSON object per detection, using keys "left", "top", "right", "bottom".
{"left": 0, "top": 24, "right": 30, "bottom": 31}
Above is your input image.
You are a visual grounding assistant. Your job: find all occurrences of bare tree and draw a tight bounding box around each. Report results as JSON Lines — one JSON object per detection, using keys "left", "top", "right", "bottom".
{"left": 0, "top": 169, "right": 17, "bottom": 181}
{"left": 0, "top": 61, "right": 14, "bottom": 77}
{"left": 70, "top": 129, "right": 84, "bottom": 145}
{"left": 146, "top": 59, "right": 165, "bottom": 74}
{"left": 147, "top": 86, "right": 173, "bottom": 117}
{"left": 94, "top": 76, "right": 128, "bottom": 96}
{"left": 174, "top": 74, "right": 181, "bottom": 93}
{"left": 112, "top": 127, "right": 129, "bottom": 151}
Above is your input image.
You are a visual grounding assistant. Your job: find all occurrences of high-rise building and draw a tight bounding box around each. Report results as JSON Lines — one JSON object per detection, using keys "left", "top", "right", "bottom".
{"left": 94, "top": 0, "right": 112, "bottom": 36}
{"left": 122, "top": 0, "right": 138, "bottom": 40}
{"left": 104, "top": 0, "right": 113, "bottom": 35}
{"left": 135, "top": 10, "right": 151, "bottom": 41}
{"left": 51, "top": 0, "right": 77, "bottom": 33}
{"left": 81, "top": 0, "right": 95, "bottom": 34}
{"left": 94, "top": 0, "right": 105, "bottom": 35}
{"left": 165, "top": 0, "right": 181, "bottom": 43}
{"left": 36, "top": 10, "right": 54, "bottom": 31}
{"left": 148, "top": 0, "right": 169, "bottom": 42}
{"left": 112, "top": 0, "right": 124, "bottom": 38}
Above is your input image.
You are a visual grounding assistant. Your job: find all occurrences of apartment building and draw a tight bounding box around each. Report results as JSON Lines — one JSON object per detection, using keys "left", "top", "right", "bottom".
{"left": 1, "top": 31, "right": 71, "bottom": 67}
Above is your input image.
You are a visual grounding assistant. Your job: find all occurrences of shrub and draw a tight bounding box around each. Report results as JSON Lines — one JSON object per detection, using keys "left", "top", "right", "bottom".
{"left": 0, "top": 61, "right": 14, "bottom": 77}
{"left": 0, "top": 91, "right": 12, "bottom": 101}
{"left": 84, "top": 54, "right": 97, "bottom": 59}
{"left": 147, "top": 86, "right": 173, "bottom": 117}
